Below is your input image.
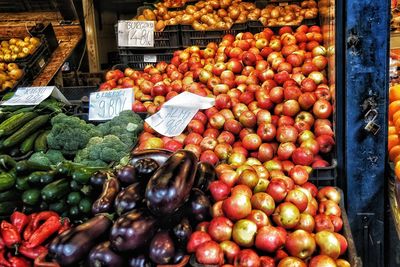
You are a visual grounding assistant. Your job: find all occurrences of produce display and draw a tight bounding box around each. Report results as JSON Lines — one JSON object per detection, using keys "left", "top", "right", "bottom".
{"left": 389, "top": 84, "right": 400, "bottom": 179}
{"left": 135, "top": 0, "right": 318, "bottom": 31}
{"left": 0, "top": 36, "right": 41, "bottom": 62}
{"left": 0, "top": 63, "right": 25, "bottom": 92}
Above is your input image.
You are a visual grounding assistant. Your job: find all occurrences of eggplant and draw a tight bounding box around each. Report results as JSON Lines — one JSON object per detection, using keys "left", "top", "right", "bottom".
{"left": 49, "top": 214, "right": 113, "bottom": 266}
{"left": 149, "top": 231, "right": 175, "bottom": 265}
{"left": 92, "top": 176, "right": 120, "bottom": 214}
{"left": 128, "top": 254, "right": 153, "bottom": 267}
{"left": 114, "top": 182, "right": 144, "bottom": 216}
{"left": 172, "top": 249, "right": 186, "bottom": 264}
{"left": 110, "top": 210, "right": 157, "bottom": 252}
{"left": 130, "top": 149, "right": 172, "bottom": 166}
{"left": 133, "top": 158, "right": 159, "bottom": 181}
{"left": 187, "top": 188, "right": 211, "bottom": 222}
{"left": 193, "top": 162, "right": 216, "bottom": 192}
{"left": 117, "top": 165, "right": 136, "bottom": 185}
{"left": 145, "top": 150, "right": 197, "bottom": 216}
{"left": 90, "top": 171, "right": 108, "bottom": 190}
{"left": 172, "top": 218, "right": 192, "bottom": 248}
{"left": 89, "top": 241, "right": 124, "bottom": 267}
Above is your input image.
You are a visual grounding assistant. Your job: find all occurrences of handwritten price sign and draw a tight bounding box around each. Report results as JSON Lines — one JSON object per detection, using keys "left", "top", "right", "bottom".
{"left": 117, "top": 20, "right": 154, "bottom": 47}
{"left": 145, "top": 92, "right": 215, "bottom": 137}
{"left": 89, "top": 88, "right": 133, "bottom": 121}
{"left": 2, "top": 86, "right": 69, "bottom": 106}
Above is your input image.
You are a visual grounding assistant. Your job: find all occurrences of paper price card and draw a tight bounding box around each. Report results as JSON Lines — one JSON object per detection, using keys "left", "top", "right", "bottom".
{"left": 117, "top": 20, "right": 154, "bottom": 47}
{"left": 145, "top": 92, "right": 215, "bottom": 137}
{"left": 89, "top": 88, "right": 133, "bottom": 121}
{"left": 2, "top": 86, "right": 69, "bottom": 106}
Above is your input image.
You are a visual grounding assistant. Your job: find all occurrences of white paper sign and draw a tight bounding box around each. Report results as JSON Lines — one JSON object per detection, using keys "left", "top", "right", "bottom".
{"left": 144, "top": 54, "right": 157, "bottom": 63}
{"left": 2, "top": 86, "right": 70, "bottom": 106}
{"left": 117, "top": 20, "right": 154, "bottom": 47}
{"left": 89, "top": 88, "right": 133, "bottom": 121}
{"left": 145, "top": 92, "right": 215, "bottom": 137}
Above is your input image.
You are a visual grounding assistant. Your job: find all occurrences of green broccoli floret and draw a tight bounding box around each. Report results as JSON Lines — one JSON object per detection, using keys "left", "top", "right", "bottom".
{"left": 74, "top": 135, "right": 129, "bottom": 167}
{"left": 47, "top": 114, "right": 102, "bottom": 156}
{"left": 28, "top": 151, "right": 52, "bottom": 167}
{"left": 46, "top": 149, "right": 65, "bottom": 165}
{"left": 96, "top": 111, "right": 143, "bottom": 148}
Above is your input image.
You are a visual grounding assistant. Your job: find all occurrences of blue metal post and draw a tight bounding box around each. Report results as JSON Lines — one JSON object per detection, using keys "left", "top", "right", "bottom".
{"left": 342, "top": 0, "right": 389, "bottom": 266}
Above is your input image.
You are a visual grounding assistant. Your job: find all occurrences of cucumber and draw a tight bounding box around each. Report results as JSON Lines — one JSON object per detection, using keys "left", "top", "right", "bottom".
{"left": 78, "top": 197, "right": 92, "bottom": 214}
{"left": 0, "top": 171, "right": 16, "bottom": 192}
{"left": 16, "top": 176, "right": 30, "bottom": 191}
{"left": 67, "top": 192, "right": 82, "bottom": 206}
{"left": 16, "top": 160, "right": 51, "bottom": 175}
{"left": 5, "top": 107, "right": 36, "bottom": 118}
{"left": 28, "top": 171, "right": 48, "bottom": 185}
{"left": 0, "top": 189, "right": 20, "bottom": 202}
{"left": 69, "top": 206, "right": 79, "bottom": 217}
{"left": 20, "top": 131, "right": 42, "bottom": 154}
{"left": 39, "top": 171, "right": 55, "bottom": 184}
{"left": 41, "top": 178, "right": 70, "bottom": 202}
{"left": 0, "top": 201, "right": 22, "bottom": 215}
{"left": 0, "top": 112, "right": 37, "bottom": 137}
{"left": 3, "top": 114, "right": 50, "bottom": 148}
{"left": 34, "top": 130, "right": 50, "bottom": 152}
{"left": 49, "top": 199, "right": 67, "bottom": 213}
{"left": 22, "top": 188, "right": 41, "bottom": 205}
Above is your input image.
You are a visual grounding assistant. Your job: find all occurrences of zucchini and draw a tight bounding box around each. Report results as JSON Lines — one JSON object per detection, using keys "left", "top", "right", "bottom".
{"left": 0, "top": 201, "right": 22, "bottom": 215}
{"left": 39, "top": 171, "right": 55, "bottom": 184}
{"left": 34, "top": 130, "right": 50, "bottom": 152}
{"left": 16, "top": 176, "right": 30, "bottom": 191}
{"left": 0, "top": 112, "right": 37, "bottom": 137}
{"left": 5, "top": 107, "right": 35, "bottom": 118}
{"left": 22, "top": 188, "right": 41, "bottom": 205}
{"left": 16, "top": 160, "right": 52, "bottom": 175}
{"left": 20, "top": 131, "right": 42, "bottom": 154}
{"left": 0, "top": 171, "right": 16, "bottom": 192}
{"left": 67, "top": 192, "right": 82, "bottom": 206}
{"left": 41, "top": 178, "right": 70, "bottom": 202}
{"left": 0, "top": 189, "right": 20, "bottom": 202}
{"left": 28, "top": 171, "right": 48, "bottom": 185}
{"left": 49, "top": 198, "right": 67, "bottom": 213}
{"left": 3, "top": 114, "right": 50, "bottom": 148}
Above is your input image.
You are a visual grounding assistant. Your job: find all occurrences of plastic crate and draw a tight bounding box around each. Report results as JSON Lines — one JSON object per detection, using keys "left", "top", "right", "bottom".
{"left": 247, "top": 19, "right": 319, "bottom": 34}
{"left": 120, "top": 52, "right": 174, "bottom": 69}
{"left": 181, "top": 23, "right": 247, "bottom": 47}
{"left": 23, "top": 37, "right": 52, "bottom": 80}
{"left": 309, "top": 152, "right": 337, "bottom": 187}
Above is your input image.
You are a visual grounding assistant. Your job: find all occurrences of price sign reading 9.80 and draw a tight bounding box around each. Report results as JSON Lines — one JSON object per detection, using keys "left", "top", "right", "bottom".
{"left": 89, "top": 88, "right": 133, "bottom": 121}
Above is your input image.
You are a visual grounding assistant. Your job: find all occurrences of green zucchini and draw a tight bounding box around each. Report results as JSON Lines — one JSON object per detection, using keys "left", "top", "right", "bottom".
{"left": 3, "top": 114, "right": 50, "bottom": 148}
{"left": 28, "top": 171, "right": 48, "bottom": 185}
{"left": 22, "top": 188, "right": 41, "bottom": 205}
{"left": 16, "top": 160, "right": 52, "bottom": 175}
{"left": 67, "top": 192, "right": 82, "bottom": 206}
{"left": 16, "top": 176, "right": 30, "bottom": 191}
{"left": 0, "top": 189, "right": 20, "bottom": 202}
{"left": 39, "top": 171, "right": 55, "bottom": 184}
{"left": 41, "top": 178, "right": 70, "bottom": 202}
{"left": 20, "top": 131, "right": 42, "bottom": 154}
{"left": 0, "top": 112, "right": 37, "bottom": 137}
{"left": 0, "top": 171, "right": 16, "bottom": 192}
{"left": 34, "top": 130, "right": 50, "bottom": 152}
{"left": 5, "top": 107, "right": 35, "bottom": 118}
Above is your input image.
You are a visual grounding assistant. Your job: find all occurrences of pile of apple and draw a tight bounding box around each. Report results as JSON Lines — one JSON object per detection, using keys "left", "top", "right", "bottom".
{"left": 187, "top": 174, "right": 349, "bottom": 266}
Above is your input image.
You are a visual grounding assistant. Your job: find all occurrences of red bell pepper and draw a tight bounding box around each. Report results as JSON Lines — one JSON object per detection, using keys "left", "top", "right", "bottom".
{"left": 23, "top": 214, "right": 37, "bottom": 241}
{"left": 0, "top": 221, "right": 21, "bottom": 248}
{"left": 0, "top": 249, "right": 10, "bottom": 267}
{"left": 26, "top": 216, "right": 61, "bottom": 248}
{"left": 10, "top": 212, "right": 30, "bottom": 234}
{"left": 34, "top": 252, "right": 60, "bottom": 267}
{"left": 30, "top": 212, "right": 58, "bottom": 232}
{"left": 8, "top": 256, "right": 31, "bottom": 267}
{"left": 18, "top": 243, "right": 47, "bottom": 260}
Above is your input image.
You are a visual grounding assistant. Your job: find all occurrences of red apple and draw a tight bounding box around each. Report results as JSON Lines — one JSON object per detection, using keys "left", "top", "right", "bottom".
{"left": 195, "top": 240, "right": 224, "bottom": 265}
{"left": 255, "top": 225, "right": 286, "bottom": 253}
{"left": 285, "top": 229, "right": 316, "bottom": 259}
{"left": 295, "top": 213, "right": 315, "bottom": 232}
{"left": 187, "top": 231, "right": 212, "bottom": 253}
{"left": 315, "top": 230, "right": 341, "bottom": 259}
{"left": 285, "top": 189, "right": 308, "bottom": 212}
{"left": 309, "top": 255, "right": 337, "bottom": 267}
{"left": 246, "top": 210, "right": 270, "bottom": 229}
{"left": 251, "top": 192, "right": 276, "bottom": 216}
{"left": 222, "top": 194, "right": 252, "bottom": 221}
{"left": 209, "top": 181, "right": 231, "bottom": 201}
{"left": 272, "top": 202, "right": 300, "bottom": 229}
{"left": 232, "top": 219, "right": 258, "bottom": 247}
{"left": 313, "top": 99, "right": 332, "bottom": 119}
{"left": 266, "top": 179, "right": 288, "bottom": 202}
{"left": 208, "top": 216, "right": 234, "bottom": 242}
{"left": 220, "top": 241, "right": 240, "bottom": 264}
{"left": 292, "top": 147, "right": 314, "bottom": 166}
{"left": 234, "top": 249, "right": 260, "bottom": 267}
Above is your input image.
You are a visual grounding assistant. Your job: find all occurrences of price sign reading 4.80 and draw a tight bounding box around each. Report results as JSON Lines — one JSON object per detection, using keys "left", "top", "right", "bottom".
{"left": 118, "top": 20, "right": 154, "bottom": 47}
{"left": 89, "top": 88, "right": 133, "bottom": 121}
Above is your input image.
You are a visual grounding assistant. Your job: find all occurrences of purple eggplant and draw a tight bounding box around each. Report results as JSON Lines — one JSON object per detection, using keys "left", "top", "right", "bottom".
{"left": 149, "top": 231, "right": 175, "bottom": 265}
{"left": 49, "top": 214, "right": 113, "bottom": 266}
{"left": 133, "top": 158, "right": 159, "bottom": 182}
{"left": 117, "top": 165, "right": 136, "bottom": 185}
{"left": 145, "top": 150, "right": 197, "bottom": 216}
{"left": 114, "top": 182, "right": 144, "bottom": 216}
{"left": 130, "top": 149, "right": 172, "bottom": 166}
{"left": 110, "top": 210, "right": 157, "bottom": 252}
{"left": 89, "top": 241, "right": 124, "bottom": 267}
{"left": 187, "top": 188, "right": 211, "bottom": 222}
{"left": 172, "top": 249, "right": 186, "bottom": 264}
{"left": 92, "top": 177, "right": 120, "bottom": 214}
{"left": 90, "top": 171, "right": 108, "bottom": 190}
{"left": 128, "top": 254, "right": 152, "bottom": 267}
{"left": 172, "top": 218, "right": 192, "bottom": 248}
{"left": 193, "top": 162, "right": 216, "bottom": 192}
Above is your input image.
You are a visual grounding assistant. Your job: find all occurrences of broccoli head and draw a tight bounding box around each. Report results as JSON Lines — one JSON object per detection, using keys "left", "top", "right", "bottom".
{"left": 28, "top": 152, "right": 52, "bottom": 167}
{"left": 96, "top": 111, "right": 143, "bottom": 148}
{"left": 74, "top": 135, "right": 129, "bottom": 167}
{"left": 47, "top": 114, "right": 101, "bottom": 156}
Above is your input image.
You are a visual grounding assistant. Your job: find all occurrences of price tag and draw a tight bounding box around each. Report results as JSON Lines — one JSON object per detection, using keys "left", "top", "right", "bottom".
{"left": 144, "top": 54, "right": 157, "bottom": 63}
{"left": 117, "top": 20, "right": 154, "bottom": 47}
{"left": 279, "top": 2, "right": 289, "bottom": 6}
{"left": 2, "top": 86, "right": 69, "bottom": 106}
{"left": 145, "top": 92, "right": 215, "bottom": 137}
{"left": 38, "top": 58, "right": 45, "bottom": 68}
{"left": 89, "top": 88, "right": 133, "bottom": 121}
